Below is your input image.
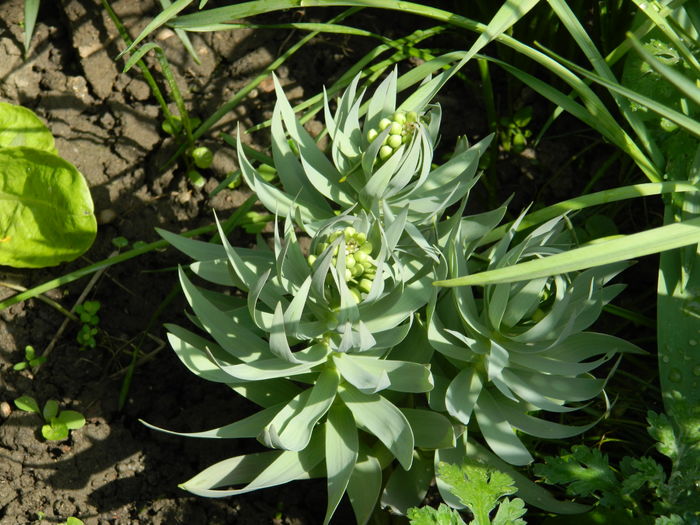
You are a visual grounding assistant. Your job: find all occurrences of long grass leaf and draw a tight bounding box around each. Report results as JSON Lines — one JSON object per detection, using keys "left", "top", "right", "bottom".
{"left": 436, "top": 217, "right": 700, "bottom": 287}
{"left": 542, "top": 46, "right": 700, "bottom": 138}
{"left": 158, "top": 0, "right": 202, "bottom": 63}
{"left": 119, "top": 0, "right": 195, "bottom": 58}
{"left": 23, "top": 0, "right": 40, "bottom": 56}
{"left": 546, "top": 0, "right": 663, "bottom": 167}
{"left": 479, "top": 181, "right": 700, "bottom": 246}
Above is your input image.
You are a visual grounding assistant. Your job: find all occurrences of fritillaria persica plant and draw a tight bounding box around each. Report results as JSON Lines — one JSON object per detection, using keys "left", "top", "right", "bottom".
{"left": 153, "top": 70, "right": 641, "bottom": 524}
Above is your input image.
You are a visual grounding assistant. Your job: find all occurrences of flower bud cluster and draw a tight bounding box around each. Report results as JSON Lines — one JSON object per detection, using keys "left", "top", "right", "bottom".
{"left": 366, "top": 110, "right": 420, "bottom": 161}
{"left": 307, "top": 226, "right": 376, "bottom": 303}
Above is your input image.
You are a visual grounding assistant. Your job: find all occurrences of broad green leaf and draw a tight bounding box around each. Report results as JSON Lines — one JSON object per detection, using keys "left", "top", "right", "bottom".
{"left": 42, "top": 418, "right": 69, "bottom": 441}
{"left": 14, "top": 395, "right": 40, "bottom": 414}
{"left": 436, "top": 217, "right": 700, "bottom": 287}
{"left": 347, "top": 453, "right": 383, "bottom": 525}
{"left": 323, "top": 403, "right": 359, "bottom": 525}
{"left": 445, "top": 367, "right": 484, "bottom": 426}
{"left": 381, "top": 453, "right": 434, "bottom": 515}
{"left": 333, "top": 353, "right": 433, "bottom": 394}
{"left": 475, "top": 389, "right": 533, "bottom": 466}
{"left": 259, "top": 369, "right": 339, "bottom": 451}
{"left": 401, "top": 408, "right": 456, "bottom": 450}
{"left": 0, "top": 102, "right": 56, "bottom": 152}
{"left": 43, "top": 399, "right": 59, "bottom": 421}
{"left": 181, "top": 431, "right": 324, "bottom": 497}
{"left": 57, "top": 410, "right": 85, "bottom": 430}
{"left": 339, "top": 384, "right": 414, "bottom": 470}
{"left": 0, "top": 147, "right": 96, "bottom": 268}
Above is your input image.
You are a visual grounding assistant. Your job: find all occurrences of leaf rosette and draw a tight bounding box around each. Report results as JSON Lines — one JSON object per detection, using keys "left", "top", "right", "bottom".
{"left": 154, "top": 204, "right": 449, "bottom": 524}
{"left": 428, "top": 215, "right": 644, "bottom": 466}
{"left": 238, "top": 70, "right": 490, "bottom": 231}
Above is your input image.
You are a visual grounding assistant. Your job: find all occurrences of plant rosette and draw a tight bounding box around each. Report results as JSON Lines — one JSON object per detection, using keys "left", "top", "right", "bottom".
{"left": 153, "top": 203, "right": 449, "bottom": 523}
{"left": 151, "top": 71, "right": 639, "bottom": 523}
{"left": 427, "top": 215, "right": 645, "bottom": 470}
{"left": 238, "top": 70, "right": 490, "bottom": 234}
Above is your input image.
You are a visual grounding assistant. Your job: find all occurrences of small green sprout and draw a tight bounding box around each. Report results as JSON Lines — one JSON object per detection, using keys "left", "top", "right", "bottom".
{"left": 13, "top": 395, "right": 86, "bottom": 441}
{"left": 111, "top": 236, "right": 129, "bottom": 249}
{"left": 75, "top": 300, "right": 100, "bottom": 350}
{"left": 191, "top": 146, "right": 214, "bottom": 169}
{"left": 499, "top": 106, "right": 533, "bottom": 153}
{"left": 187, "top": 169, "right": 206, "bottom": 188}
{"left": 13, "top": 345, "right": 47, "bottom": 371}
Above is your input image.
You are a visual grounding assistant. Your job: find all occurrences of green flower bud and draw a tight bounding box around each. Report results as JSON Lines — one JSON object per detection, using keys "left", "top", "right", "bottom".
{"left": 388, "top": 134, "right": 402, "bottom": 149}
{"left": 359, "top": 279, "right": 373, "bottom": 294}
{"left": 359, "top": 241, "right": 373, "bottom": 254}
{"left": 344, "top": 226, "right": 356, "bottom": 237}
{"left": 379, "top": 145, "right": 393, "bottom": 160}
{"left": 389, "top": 122, "right": 403, "bottom": 135}
{"left": 351, "top": 265, "right": 364, "bottom": 277}
{"left": 345, "top": 269, "right": 353, "bottom": 281}
{"left": 355, "top": 232, "right": 367, "bottom": 244}
{"left": 378, "top": 118, "right": 391, "bottom": 130}
{"left": 187, "top": 170, "right": 206, "bottom": 187}
{"left": 392, "top": 111, "right": 406, "bottom": 124}
{"left": 192, "top": 146, "right": 214, "bottom": 169}
{"left": 367, "top": 128, "right": 379, "bottom": 142}
{"left": 353, "top": 250, "right": 369, "bottom": 264}
{"left": 345, "top": 254, "right": 356, "bottom": 269}
{"left": 318, "top": 242, "right": 329, "bottom": 254}
{"left": 406, "top": 111, "right": 418, "bottom": 122}
{"left": 307, "top": 254, "right": 317, "bottom": 266}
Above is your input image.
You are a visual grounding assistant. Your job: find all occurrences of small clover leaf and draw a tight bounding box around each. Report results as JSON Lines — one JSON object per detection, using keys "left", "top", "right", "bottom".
{"left": 42, "top": 417, "right": 69, "bottom": 441}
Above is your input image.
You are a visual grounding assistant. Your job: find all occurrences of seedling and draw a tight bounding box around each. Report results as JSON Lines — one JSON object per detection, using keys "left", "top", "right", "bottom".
{"left": 13, "top": 345, "right": 47, "bottom": 371}
{"left": 13, "top": 395, "right": 85, "bottom": 441}
{"left": 498, "top": 106, "right": 533, "bottom": 153}
{"left": 75, "top": 300, "right": 100, "bottom": 350}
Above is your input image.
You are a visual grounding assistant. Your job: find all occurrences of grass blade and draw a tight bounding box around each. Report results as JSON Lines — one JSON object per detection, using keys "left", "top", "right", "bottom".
{"left": 23, "top": 0, "right": 40, "bottom": 57}
{"left": 436, "top": 217, "right": 700, "bottom": 287}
